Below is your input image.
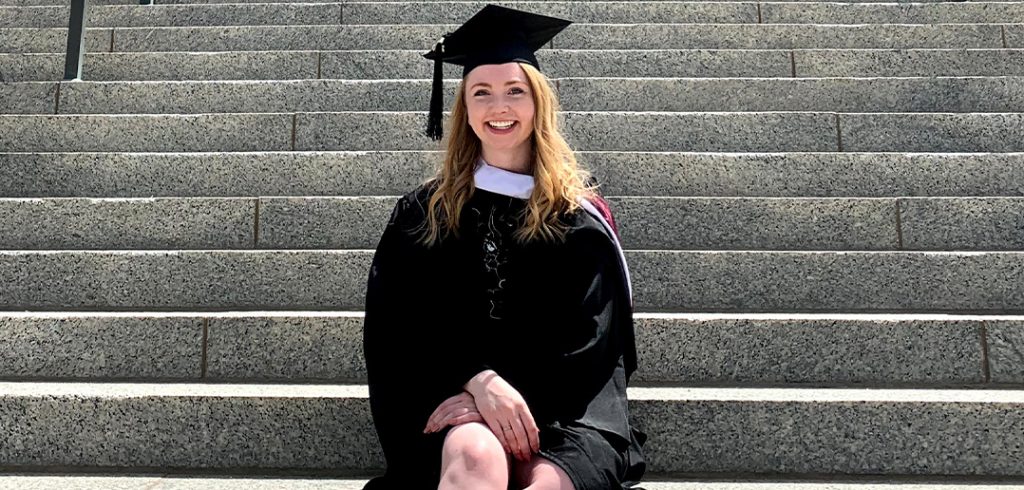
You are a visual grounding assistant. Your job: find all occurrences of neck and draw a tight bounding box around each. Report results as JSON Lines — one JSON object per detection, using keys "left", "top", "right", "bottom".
{"left": 480, "top": 144, "right": 532, "bottom": 175}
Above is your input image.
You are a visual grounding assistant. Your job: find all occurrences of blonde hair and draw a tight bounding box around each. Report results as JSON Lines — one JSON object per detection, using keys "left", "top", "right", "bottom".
{"left": 418, "top": 63, "right": 596, "bottom": 247}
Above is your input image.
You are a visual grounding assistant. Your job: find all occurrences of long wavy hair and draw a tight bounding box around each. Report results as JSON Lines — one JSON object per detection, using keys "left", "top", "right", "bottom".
{"left": 417, "top": 62, "right": 596, "bottom": 247}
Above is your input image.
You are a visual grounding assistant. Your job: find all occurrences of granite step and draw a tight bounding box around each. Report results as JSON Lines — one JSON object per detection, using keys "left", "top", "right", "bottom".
{"left": 2, "top": 475, "right": 1024, "bottom": 490}
{"left": 0, "top": 0, "right": 989, "bottom": 4}
{"left": 9, "top": 1, "right": 1006, "bottom": 29}
{"left": 329, "top": 1, "right": 1024, "bottom": 26}
{"left": 2, "top": 250, "right": 1024, "bottom": 312}
{"left": 22, "top": 2, "right": 1017, "bottom": 29}
{"left": 5, "top": 77, "right": 1023, "bottom": 114}
{"left": 0, "top": 3, "right": 346, "bottom": 28}
{"left": 4, "top": 112, "right": 1024, "bottom": 152}
{"left": 0, "top": 312, "right": 1012, "bottom": 385}
{"left": 0, "top": 0, "right": 983, "bottom": 5}
{"left": 4, "top": 151, "right": 1023, "bottom": 199}
{"left": 761, "top": 1, "right": 1024, "bottom": 24}
{"left": 337, "top": 1, "right": 760, "bottom": 25}
{"left": 2, "top": 382, "right": 1024, "bottom": 476}
{"left": 6, "top": 48, "right": 1024, "bottom": 82}
{"left": 2, "top": 196, "right": 1023, "bottom": 251}
{"left": 2, "top": 23, "right": 1013, "bottom": 54}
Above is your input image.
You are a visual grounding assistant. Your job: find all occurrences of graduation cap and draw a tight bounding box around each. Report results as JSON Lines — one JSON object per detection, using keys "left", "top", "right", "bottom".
{"left": 422, "top": 5, "right": 573, "bottom": 140}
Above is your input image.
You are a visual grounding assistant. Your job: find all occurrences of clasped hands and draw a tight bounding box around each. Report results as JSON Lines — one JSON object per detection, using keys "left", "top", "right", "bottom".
{"left": 423, "top": 370, "right": 541, "bottom": 462}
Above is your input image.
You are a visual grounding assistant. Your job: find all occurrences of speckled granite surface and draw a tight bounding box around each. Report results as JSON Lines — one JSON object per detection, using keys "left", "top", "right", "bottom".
{"left": 111, "top": 25, "right": 446, "bottom": 52}
{"left": 0, "top": 3, "right": 342, "bottom": 28}
{"left": 0, "top": 81, "right": 54, "bottom": 114}
{"left": 1008, "top": 25, "right": 1024, "bottom": 48}
{"left": 0, "top": 53, "right": 60, "bottom": 82}
{"left": 555, "top": 23, "right": 1004, "bottom": 49}
{"left": 0, "top": 315, "right": 202, "bottom": 378}
{"left": 256, "top": 196, "right": 392, "bottom": 250}
{"left": 0, "top": 27, "right": 111, "bottom": 55}
{"left": 610, "top": 196, "right": 899, "bottom": 250}
{"left": 633, "top": 315, "right": 984, "bottom": 385}
{"left": 0, "top": 385, "right": 379, "bottom": 469}
{"left": 206, "top": 314, "right": 365, "bottom": 381}
{"left": 795, "top": 49, "right": 1024, "bottom": 77}
{"left": 0, "top": 152, "right": 438, "bottom": 198}
{"left": 840, "top": 113, "right": 1024, "bottom": 152}
{"left": 56, "top": 80, "right": 453, "bottom": 114}
{"left": 633, "top": 392, "right": 1024, "bottom": 474}
{"left": 583, "top": 152, "right": 1024, "bottom": 197}
{"left": 0, "top": 198, "right": 255, "bottom": 250}
{"left": 987, "top": 319, "right": 1024, "bottom": 383}
{"left": 70, "top": 51, "right": 321, "bottom": 82}
{"left": 561, "top": 112, "right": 839, "bottom": 152}
{"left": 628, "top": 251, "right": 1024, "bottom": 312}
{"left": 558, "top": 77, "right": 1024, "bottom": 112}
{"left": 0, "top": 250, "right": 373, "bottom": 310}
{"left": 900, "top": 197, "right": 1024, "bottom": 250}
{"left": 762, "top": 2, "right": 1024, "bottom": 24}
{"left": 88, "top": 23, "right": 1007, "bottom": 53}
{"left": 0, "top": 113, "right": 292, "bottom": 152}
{"left": 342, "top": 1, "right": 758, "bottom": 25}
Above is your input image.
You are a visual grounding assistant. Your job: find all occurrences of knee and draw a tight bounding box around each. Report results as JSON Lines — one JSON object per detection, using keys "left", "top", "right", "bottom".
{"left": 442, "top": 423, "right": 507, "bottom": 473}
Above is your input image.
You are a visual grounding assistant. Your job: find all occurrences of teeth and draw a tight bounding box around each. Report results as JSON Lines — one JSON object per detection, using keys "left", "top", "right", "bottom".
{"left": 488, "top": 121, "right": 515, "bottom": 129}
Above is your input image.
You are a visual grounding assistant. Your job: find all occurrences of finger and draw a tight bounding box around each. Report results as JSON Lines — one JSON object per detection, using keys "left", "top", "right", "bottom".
{"left": 484, "top": 418, "right": 512, "bottom": 454}
{"left": 508, "top": 416, "right": 530, "bottom": 461}
{"left": 447, "top": 413, "right": 484, "bottom": 427}
{"left": 425, "top": 395, "right": 465, "bottom": 431}
{"left": 424, "top": 401, "right": 452, "bottom": 431}
{"left": 519, "top": 410, "right": 541, "bottom": 454}
{"left": 432, "top": 407, "right": 472, "bottom": 432}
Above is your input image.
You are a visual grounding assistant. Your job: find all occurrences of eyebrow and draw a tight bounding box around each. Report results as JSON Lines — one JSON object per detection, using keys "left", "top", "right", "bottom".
{"left": 469, "top": 80, "right": 527, "bottom": 89}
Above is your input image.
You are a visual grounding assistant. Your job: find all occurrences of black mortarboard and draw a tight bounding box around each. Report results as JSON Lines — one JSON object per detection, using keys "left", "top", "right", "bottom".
{"left": 422, "top": 5, "right": 572, "bottom": 140}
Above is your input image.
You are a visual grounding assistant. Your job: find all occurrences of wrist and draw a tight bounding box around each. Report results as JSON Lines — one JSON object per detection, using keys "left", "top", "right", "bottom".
{"left": 464, "top": 369, "right": 496, "bottom": 396}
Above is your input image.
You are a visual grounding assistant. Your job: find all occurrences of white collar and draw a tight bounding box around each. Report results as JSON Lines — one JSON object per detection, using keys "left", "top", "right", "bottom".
{"left": 473, "top": 159, "right": 534, "bottom": 199}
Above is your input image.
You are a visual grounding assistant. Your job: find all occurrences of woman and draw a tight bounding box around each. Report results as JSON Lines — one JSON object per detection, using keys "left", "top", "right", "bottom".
{"left": 362, "top": 5, "right": 647, "bottom": 490}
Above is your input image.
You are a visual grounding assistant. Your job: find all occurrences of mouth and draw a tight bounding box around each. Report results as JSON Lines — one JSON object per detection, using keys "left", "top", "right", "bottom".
{"left": 486, "top": 120, "right": 518, "bottom": 135}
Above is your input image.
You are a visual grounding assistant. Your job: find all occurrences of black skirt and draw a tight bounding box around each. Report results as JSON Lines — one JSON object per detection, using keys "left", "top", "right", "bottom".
{"left": 363, "top": 421, "right": 646, "bottom": 490}
{"left": 532, "top": 420, "right": 647, "bottom": 490}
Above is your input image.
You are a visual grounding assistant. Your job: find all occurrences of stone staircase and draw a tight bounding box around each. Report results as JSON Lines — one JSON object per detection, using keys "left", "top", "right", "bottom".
{"left": 2, "top": 0, "right": 1024, "bottom": 487}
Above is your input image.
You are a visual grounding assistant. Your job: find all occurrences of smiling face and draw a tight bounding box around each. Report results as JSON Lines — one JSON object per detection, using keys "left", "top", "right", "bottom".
{"left": 463, "top": 62, "right": 536, "bottom": 168}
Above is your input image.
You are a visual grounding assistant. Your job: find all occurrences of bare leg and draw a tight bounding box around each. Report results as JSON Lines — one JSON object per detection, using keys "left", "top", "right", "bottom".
{"left": 514, "top": 454, "right": 576, "bottom": 490}
{"left": 438, "top": 422, "right": 514, "bottom": 490}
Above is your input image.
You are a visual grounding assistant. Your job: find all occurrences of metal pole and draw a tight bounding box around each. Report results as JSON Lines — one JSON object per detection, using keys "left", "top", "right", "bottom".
{"left": 62, "top": 0, "right": 88, "bottom": 81}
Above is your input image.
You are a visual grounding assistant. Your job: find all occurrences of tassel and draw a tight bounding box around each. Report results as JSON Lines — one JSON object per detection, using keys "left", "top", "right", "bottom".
{"left": 425, "top": 39, "right": 445, "bottom": 141}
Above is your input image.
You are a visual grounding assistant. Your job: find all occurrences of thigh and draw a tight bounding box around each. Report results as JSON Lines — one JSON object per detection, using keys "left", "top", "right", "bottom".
{"left": 512, "top": 454, "right": 575, "bottom": 490}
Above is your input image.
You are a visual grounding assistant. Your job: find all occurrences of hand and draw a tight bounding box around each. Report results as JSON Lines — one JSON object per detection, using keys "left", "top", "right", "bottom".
{"left": 423, "top": 391, "right": 483, "bottom": 434}
{"left": 465, "top": 370, "right": 541, "bottom": 462}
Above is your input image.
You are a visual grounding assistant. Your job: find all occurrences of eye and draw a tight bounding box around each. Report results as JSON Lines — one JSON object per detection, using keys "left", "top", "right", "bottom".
{"left": 473, "top": 90, "right": 490, "bottom": 97}
{"left": 509, "top": 87, "right": 525, "bottom": 95}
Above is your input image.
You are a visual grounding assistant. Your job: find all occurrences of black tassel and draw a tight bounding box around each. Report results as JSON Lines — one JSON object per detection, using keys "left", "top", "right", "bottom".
{"left": 426, "top": 39, "right": 445, "bottom": 141}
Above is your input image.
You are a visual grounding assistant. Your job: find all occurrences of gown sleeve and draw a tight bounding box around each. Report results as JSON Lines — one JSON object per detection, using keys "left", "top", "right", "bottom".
{"left": 363, "top": 194, "right": 447, "bottom": 487}
{"left": 523, "top": 224, "right": 637, "bottom": 442}
{"left": 362, "top": 191, "right": 494, "bottom": 489}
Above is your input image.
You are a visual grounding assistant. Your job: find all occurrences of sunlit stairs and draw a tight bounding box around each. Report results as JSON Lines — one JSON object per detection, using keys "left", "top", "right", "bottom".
{"left": 3, "top": 0, "right": 1024, "bottom": 487}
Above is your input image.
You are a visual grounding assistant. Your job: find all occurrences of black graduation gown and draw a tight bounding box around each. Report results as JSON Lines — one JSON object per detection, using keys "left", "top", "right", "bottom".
{"left": 362, "top": 183, "right": 647, "bottom": 490}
